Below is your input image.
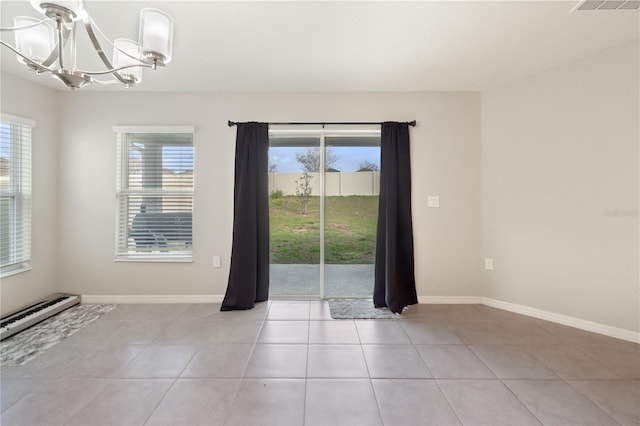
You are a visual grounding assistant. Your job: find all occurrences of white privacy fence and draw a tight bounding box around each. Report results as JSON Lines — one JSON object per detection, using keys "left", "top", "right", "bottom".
{"left": 269, "top": 172, "right": 380, "bottom": 196}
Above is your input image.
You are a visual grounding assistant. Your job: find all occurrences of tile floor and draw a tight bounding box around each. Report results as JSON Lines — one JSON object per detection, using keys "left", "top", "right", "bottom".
{"left": 1, "top": 301, "right": 638, "bottom": 425}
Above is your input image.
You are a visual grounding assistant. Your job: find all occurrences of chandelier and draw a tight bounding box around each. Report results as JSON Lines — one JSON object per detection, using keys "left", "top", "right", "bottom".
{"left": 0, "top": 0, "right": 173, "bottom": 89}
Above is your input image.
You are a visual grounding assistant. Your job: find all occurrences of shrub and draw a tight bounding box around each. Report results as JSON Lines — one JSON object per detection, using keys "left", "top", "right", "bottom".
{"left": 270, "top": 189, "right": 284, "bottom": 199}
{"left": 295, "top": 172, "right": 313, "bottom": 215}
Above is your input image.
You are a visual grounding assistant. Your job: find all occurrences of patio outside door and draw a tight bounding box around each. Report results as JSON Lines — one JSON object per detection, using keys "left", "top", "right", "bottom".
{"left": 268, "top": 127, "right": 380, "bottom": 299}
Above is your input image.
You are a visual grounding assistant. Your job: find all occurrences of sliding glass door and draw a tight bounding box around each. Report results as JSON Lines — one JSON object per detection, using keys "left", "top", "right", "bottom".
{"left": 269, "top": 134, "right": 322, "bottom": 297}
{"left": 268, "top": 128, "right": 380, "bottom": 299}
{"left": 323, "top": 136, "right": 380, "bottom": 298}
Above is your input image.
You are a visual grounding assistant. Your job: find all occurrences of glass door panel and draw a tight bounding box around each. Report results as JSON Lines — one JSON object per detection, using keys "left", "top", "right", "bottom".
{"left": 268, "top": 134, "right": 321, "bottom": 298}
{"left": 323, "top": 136, "right": 380, "bottom": 298}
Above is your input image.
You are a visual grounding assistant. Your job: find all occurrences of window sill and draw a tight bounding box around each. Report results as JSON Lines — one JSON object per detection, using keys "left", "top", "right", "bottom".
{"left": 114, "top": 256, "right": 193, "bottom": 263}
{"left": 1, "top": 265, "right": 33, "bottom": 279}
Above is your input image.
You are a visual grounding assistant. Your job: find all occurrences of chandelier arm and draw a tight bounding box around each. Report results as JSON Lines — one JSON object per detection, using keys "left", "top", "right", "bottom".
{"left": 81, "top": 12, "right": 129, "bottom": 85}
{"left": 88, "top": 15, "right": 140, "bottom": 63}
{"left": 0, "top": 39, "right": 54, "bottom": 73}
{"left": 0, "top": 17, "right": 52, "bottom": 32}
{"left": 91, "top": 78, "right": 124, "bottom": 85}
{"left": 82, "top": 63, "right": 154, "bottom": 76}
{"left": 89, "top": 15, "right": 151, "bottom": 66}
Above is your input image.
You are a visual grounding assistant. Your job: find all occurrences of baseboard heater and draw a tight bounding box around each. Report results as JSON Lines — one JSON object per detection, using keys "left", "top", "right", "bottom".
{"left": 0, "top": 293, "right": 81, "bottom": 340}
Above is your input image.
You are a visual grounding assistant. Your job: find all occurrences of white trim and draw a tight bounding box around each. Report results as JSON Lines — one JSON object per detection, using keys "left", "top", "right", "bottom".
{"left": 112, "top": 125, "right": 195, "bottom": 134}
{"left": 78, "top": 293, "right": 640, "bottom": 343}
{"left": 0, "top": 265, "right": 32, "bottom": 279}
{"left": 417, "top": 296, "right": 483, "bottom": 304}
{"left": 114, "top": 256, "right": 193, "bottom": 263}
{"left": 81, "top": 294, "right": 223, "bottom": 304}
{"left": 482, "top": 297, "right": 640, "bottom": 344}
{"left": 0, "top": 113, "right": 35, "bottom": 128}
{"left": 268, "top": 129, "right": 381, "bottom": 136}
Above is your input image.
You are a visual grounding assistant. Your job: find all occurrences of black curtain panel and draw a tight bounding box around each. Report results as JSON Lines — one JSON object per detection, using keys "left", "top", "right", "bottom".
{"left": 221, "top": 122, "right": 270, "bottom": 311}
{"left": 374, "top": 122, "right": 418, "bottom": 314}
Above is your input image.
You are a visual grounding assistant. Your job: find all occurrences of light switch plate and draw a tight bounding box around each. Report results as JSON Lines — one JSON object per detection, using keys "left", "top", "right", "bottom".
{"left": 484, "top": 258, "right": 494, "bottom": 270}
{"left": 213, "top": 256, "right": 221, "bottom": 268}
{"left": 427, "top": 196, "right": 440, "bottom": 208}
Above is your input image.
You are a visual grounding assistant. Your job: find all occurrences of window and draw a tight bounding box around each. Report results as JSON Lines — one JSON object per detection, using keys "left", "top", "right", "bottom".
{"left": 0, "top": 114, "right": 33, "bottom": 277}
{"left": 115, "top": 127, "right": 194, "bottom": 261}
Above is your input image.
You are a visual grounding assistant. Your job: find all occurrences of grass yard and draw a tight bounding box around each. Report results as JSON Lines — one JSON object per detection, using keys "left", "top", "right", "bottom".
{"left": 269, "top": 195, "right": 378, "bottom": 264}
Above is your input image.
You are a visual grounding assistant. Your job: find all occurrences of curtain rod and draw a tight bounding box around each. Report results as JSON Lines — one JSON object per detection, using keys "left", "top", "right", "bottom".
{"left": 227, "top": 120, "right": 416, "bottom": 127}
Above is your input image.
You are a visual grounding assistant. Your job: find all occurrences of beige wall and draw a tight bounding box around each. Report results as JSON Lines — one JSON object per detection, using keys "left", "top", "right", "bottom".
{"left": 54, "top": 91, "right": 481, "bottom": 299}
{"left": 481, "top": 39, "right": 639, "bottom": 332}
{"left": 0, "top": 73, "right": 60, "bottom": 314}
{"left": 1, "top": 38, "right": 636, "bottom": 335}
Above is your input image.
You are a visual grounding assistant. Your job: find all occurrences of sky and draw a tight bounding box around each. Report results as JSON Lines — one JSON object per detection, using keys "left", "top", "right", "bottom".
{"left": 1, "top": 135, "right": 373, "bottom": 174}
{"left": 269, "top": 146, "right": 380, "bottom": 173}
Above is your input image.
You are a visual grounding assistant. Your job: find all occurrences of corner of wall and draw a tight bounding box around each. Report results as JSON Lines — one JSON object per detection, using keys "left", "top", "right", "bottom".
{"left": 479, "top": 39, "right": 640, "bottom": 333}
{"left": 0, "top": 72, "right": 62, "bottom": 314}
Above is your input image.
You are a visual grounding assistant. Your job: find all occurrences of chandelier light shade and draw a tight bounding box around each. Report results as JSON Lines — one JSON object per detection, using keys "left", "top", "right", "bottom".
{"left": 0, "top": 0, "right": 174, "bottom": 89}
{"left": 13, "top": 16, "right": 54, "bottom": 66}
{"left": 140, "top": 8, "right": 173, "bottom": 65}
{"left": 112, "top": 38, "right": 143, "bottom": 85}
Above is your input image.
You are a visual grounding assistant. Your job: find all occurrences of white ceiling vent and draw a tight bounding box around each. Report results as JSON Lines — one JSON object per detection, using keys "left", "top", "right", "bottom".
{"left": 573, "top": 0, "right": 640, "bottom": 11}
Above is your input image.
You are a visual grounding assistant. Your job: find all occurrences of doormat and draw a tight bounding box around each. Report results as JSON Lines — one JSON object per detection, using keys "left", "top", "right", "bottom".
{"left": 329, "top": 299, "right": 399, "bottom": 319}
{"left": 0, "top": 304, "right": 116, "bottom": 366}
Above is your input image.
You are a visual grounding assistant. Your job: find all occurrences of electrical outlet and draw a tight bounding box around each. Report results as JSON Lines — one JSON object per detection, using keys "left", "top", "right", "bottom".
{"left": 427, "top": 196, "right": 440, "bottom": 208}
{"left": 484, "top": 258, "right": 493, "bottom": 270}
{"left": 213, "top": 256, "right": 221, "bottom": 268}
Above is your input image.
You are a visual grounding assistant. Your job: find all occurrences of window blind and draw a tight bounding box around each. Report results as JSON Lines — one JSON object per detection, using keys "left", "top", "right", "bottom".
{"left": 0, "top": 116, "right": 32, "bottom": 275}
{"left": 115, "top": 131, "right": 194, "bottom": 260}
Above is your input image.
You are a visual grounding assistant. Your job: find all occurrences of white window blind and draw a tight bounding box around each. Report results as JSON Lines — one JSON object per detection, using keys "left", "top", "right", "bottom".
{"left": 0, "top": 115, "right": 33, "bottom": 276}
{"left": 115, "top": 130, "right": 194, "bottom": 260}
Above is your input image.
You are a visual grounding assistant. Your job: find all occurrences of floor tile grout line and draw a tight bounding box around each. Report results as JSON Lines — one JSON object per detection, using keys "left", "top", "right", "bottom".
{"left": 562, "top": 379, "right": 630, "bottom": 425}
{"left": 0, "top": 378, "right": 37, "bottom": 415}
{"left": 141, "top": 376, "right": 181, "bottom": 426}
{"left": 175, "top": 345, "right": 200, "bottom": 379}
{"left": 518, "top": 343, "right": 623, "bottom": 382}
{"left": 574, "top": 344, "right": 626, "bottom": 379}
{"left": 498, "top": 377, "right": 547, "bottom": 426}
{"left": 432, "top": 377, "right": 465, "bottom": 426}
{"left": 461, "top": 341, "right": 499, "bottom": 380}
{"left": 111, "top": 341, "right": 153, "bottom": 379}
{"left": 410, "top": 341, "right": 435, "bottom": 379}
{"left": 364, "top": 376, "right": 386, "bottom": 425}
{"left": 3, "top": 302, "right": 639, "bottom": 425}
{"left": 54, "top": 376, "right": 115, "bottom": 425}
{"left": 302, "top": 314, "right": 311, "bottom": 425}
{"left": 222, "top": 313, "right": 266, "bottom": 425}
{"left": 496, "top": 343, "right": 626, "bottom": 426}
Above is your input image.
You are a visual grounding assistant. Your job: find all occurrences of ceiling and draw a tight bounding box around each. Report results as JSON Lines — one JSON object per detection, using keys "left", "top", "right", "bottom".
{"left": 1, "top": 0, "right": 638, "bottom": 92}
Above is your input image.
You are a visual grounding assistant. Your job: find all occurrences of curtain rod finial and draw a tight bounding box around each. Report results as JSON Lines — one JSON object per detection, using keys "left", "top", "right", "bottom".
{"left": 408, "top": 120, "right": 416, "bottom": 127}
{"left": 228, "top": 120, "right": 236, "bottom": 127}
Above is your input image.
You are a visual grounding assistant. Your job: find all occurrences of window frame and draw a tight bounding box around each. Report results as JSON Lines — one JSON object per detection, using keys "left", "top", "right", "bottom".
{"left": 114, "top": 126, "right": 195, "bottom": 262}
{"left": 0, "top": 113, "right": 34, "bottom": 278}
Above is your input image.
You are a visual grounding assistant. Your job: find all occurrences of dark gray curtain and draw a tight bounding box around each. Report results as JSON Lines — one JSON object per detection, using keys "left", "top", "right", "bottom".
{"left": 221, "top": 122, "right": 270, "bottom": 311}
{"left": 374, "top": 122, "right": 418, "bottom": 313}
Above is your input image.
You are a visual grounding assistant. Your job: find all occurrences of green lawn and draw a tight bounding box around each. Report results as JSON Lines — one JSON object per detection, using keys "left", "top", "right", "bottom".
{"left": 269, "top": 195, "right": 378, "bottom": 264}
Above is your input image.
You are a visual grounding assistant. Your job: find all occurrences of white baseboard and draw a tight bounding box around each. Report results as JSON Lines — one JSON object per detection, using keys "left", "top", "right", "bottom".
{"left": 80, "top": 293, "right": 639, "bottom": 344}
{"left": 81, "top": 295, "right": 224, "bottom": 304}
{"left": 85, "top": 295, "right": 481, "bottom": 305}
{"left": 482, "top": 297, "right": 640, "bottom": 344}
{"left": 418, "top": 296, "right": 483, "bottom": 304}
